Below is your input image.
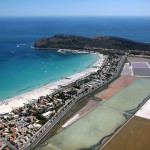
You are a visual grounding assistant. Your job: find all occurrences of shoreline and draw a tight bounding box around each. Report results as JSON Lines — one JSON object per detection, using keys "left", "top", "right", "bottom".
{"left": 0, "top": 53, "right": 105, "bottom": 114}
{"left": 0, "top": 50, "right": 98, "bottom": 101}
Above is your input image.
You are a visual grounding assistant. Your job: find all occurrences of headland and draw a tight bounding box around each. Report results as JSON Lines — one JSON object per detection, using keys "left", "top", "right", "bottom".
{"left": 1, "top": 34, "right": 149, "bottom": 150}
{"left": 34, "top": 34, "right": 150, "bottom": 53}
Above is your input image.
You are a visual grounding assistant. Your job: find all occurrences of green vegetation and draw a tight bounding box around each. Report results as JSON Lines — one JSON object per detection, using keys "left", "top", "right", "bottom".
{"left": 34, "top": 34, "right": 150, "bottom": 52}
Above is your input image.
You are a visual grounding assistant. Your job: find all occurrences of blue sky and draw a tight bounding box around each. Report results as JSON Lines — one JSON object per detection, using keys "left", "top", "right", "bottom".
{"left": 0, "top": 0, "right": 150, "bottom": 17}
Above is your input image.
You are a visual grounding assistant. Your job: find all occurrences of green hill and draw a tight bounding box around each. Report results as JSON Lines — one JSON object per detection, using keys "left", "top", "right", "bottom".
{"left": 34, "top": 34, "right": 150, "bottom": 51}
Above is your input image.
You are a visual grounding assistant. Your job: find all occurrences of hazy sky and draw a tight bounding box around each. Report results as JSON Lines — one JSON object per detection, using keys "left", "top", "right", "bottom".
{"left": 0, "top": 0, "right": 150, "bottom": 17}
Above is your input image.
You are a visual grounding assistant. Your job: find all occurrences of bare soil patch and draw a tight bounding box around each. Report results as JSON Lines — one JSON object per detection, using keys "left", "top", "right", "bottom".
{"left": 95, "top": 76, "right": 138, "bottom": 100}
{"left": 101, "top": 116, "right": 150, "bottom": 150}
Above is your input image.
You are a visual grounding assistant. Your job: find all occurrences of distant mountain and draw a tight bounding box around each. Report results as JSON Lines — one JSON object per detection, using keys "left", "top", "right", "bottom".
{"left": 34, "top": 34, "right": 150, "bottom": 51}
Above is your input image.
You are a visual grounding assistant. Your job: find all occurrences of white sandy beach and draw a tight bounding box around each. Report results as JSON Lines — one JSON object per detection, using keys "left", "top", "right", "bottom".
{"left": 0, "top": 53, "right": 105, "bottom": 114}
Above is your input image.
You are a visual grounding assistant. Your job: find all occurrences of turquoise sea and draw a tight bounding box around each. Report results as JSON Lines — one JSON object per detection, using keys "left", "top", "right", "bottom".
{"left": 0, "top": 16, "right": 150, "bottom": 100}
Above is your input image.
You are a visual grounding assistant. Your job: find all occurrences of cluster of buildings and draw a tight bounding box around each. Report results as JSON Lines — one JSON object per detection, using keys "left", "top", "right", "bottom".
{"left": 71, "top": 55, "right": 122, "bottom": 93}
{"left": 0, "top": 93, "right": 67, "bottom": 149}
{"left": 0, "top": 54, "right": 123, "bottom": 150}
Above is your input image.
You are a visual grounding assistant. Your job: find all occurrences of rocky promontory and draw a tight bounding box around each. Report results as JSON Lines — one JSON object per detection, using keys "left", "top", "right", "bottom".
{"left": 34, "top": 34, "right": 150, "bottom": 51}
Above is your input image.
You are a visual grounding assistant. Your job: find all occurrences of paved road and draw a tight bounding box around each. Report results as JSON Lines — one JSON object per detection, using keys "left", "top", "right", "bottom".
{"left": 21, "top": 56, "right": 126, "bottom": 150}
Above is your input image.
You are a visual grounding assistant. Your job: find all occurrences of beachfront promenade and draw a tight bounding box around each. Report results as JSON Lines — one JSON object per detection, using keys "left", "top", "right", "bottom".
{"left": 21, "top": 56, "right": 126, "bottom": 150}
{"left": 0, "top": 54, "right": 126, "bottom": 150}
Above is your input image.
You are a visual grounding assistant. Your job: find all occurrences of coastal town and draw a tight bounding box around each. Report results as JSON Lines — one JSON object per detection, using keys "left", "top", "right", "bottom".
{"left": 0, "top": 52, "right": 125, "bottom": 150}
{"left": 1, "top": 0, "right": 150, "bottom": 149}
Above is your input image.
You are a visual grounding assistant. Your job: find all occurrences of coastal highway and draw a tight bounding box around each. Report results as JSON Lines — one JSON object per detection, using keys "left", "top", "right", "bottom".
{"left": 21, "top": 56, "right": 126, "bottom": 150}
{"left": 21, "top": 95, "right": 87, "bottom": 150}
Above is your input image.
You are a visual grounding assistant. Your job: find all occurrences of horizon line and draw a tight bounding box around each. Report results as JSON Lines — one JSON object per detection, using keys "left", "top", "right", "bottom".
{"left": 0, "top": 15, "right": 150, "bottom": 18}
